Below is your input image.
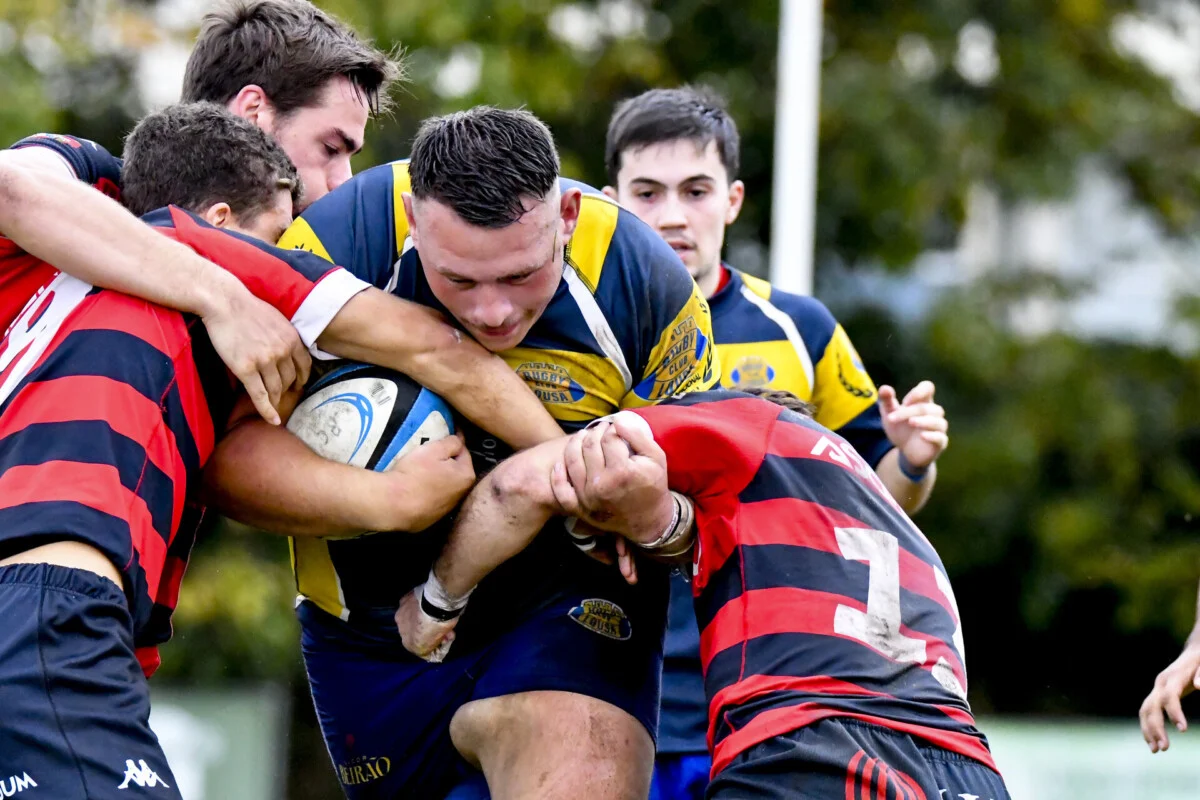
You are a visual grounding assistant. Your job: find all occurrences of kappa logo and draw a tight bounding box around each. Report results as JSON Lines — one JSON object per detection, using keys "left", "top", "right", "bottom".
{"left": 568, "top": 599, "right": 632, "bottom": 640}
{"left": 117, "top": 759, "right": 169, "bottom": 790}
{"left": 0, "top": 773, "right": 37, "bottom": 797}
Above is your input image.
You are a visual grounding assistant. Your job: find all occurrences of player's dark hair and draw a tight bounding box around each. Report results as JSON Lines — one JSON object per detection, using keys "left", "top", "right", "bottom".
{"left": 739, "top": 387, "right": 815, "bottom": 419}
{"left": 181, "top": 0, "right": 402, "bottom": 116}
{"left": 121, "top": 102, "right": 300, "bottom": 220}
{"left": 409, "top": 106, "right": 561, "bottom": 228}
{"left": 605, "top": 85, "right": 740, "bottom": 184}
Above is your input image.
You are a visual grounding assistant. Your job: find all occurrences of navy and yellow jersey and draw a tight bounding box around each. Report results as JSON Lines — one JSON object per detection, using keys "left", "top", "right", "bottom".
{"left": 709, "top": 267, "right": 892, "bottom": 468}
{"left": 631, "top": 392, "right": 994, "bottom": 777}
{"left": 279, "top": 159, "right": 718, "bottom": 621}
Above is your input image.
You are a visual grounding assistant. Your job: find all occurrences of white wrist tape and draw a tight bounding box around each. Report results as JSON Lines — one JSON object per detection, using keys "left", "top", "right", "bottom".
{"left": 422, "top": 568, "right": 473, "bottom": 615}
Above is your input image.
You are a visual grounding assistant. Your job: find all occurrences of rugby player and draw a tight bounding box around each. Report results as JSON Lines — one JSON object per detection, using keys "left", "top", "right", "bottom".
{"left": 0, "top": 102, "right": 564, "bottom": 799}
{"left": 399, "top": 388, "right": 1009, "bottom": 800}
{"left": 602, "top": 86, "right": 952, "bottom": 798}
{"left": 205, "top": 106, "right": 719, "bottom": 798}
{"left": 1, "top": 0, "right": 399, "bottom": 426}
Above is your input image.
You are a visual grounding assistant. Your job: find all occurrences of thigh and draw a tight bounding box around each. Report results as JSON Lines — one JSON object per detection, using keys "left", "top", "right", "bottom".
{"left": 298, "top": 601, "right": 483, "bottom": 799}
{"left": 0, "top": 564, "right": 180, "bottom": 800}
{"left": 451, "top": 690, "right": 653, "bottom": 800}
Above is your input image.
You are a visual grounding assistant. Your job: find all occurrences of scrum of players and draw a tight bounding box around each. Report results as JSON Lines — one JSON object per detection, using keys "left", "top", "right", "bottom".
{"left": 0, "top": 1, "right": 1182, "bottom": 798}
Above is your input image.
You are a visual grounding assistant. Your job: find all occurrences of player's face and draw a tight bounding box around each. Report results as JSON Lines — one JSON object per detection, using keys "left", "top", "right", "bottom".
{"left": 608, "top": 139, "right": 744, "bottom": 297}
{"left": 261, "top": 76, "right": 368, "bottom": 212}
{"left": 406, "top": 187, "right": 582, "bottom": 352}
{"left": 209, "top": 190, "right": 295, "bottom": 244}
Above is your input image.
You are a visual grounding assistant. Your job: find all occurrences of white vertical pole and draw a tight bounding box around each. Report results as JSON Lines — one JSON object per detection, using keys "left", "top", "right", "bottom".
{"left": 769, "top": 0, "right": 823, "bottom": 296}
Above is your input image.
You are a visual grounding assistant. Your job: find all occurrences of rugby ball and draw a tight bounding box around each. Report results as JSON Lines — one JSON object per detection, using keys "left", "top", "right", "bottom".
{"left": 287, "top": 362, "right": 454, "bottom": 471}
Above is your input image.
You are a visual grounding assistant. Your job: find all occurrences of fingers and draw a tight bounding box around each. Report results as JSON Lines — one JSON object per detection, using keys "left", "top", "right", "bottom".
{"left": 551, "top": 462, "right": 583, "bottom": 516}
{"left": 261, "top": 361, "right": 284, "bottom": 423}
{"left": 277, "top": 352, "right": 297, "bottom": 398}
{"left": 291, "top": 341, "right": 312, "bottom": 390}
{"left": 877, "top": 385, "right": 899, "bottom": 415}
{"left": 885, "top": 402, "right": 945, "bottom": 425}
{"left": 1141, "top": 692, "right": 1167, "bottom": 752}
{"left": 580, "top": 422, "right": 609, "bottom": 483}
{"left": 615, "top": 536, "right": 638, "bottom": 585}
{"left": 1165, "top": 692, "right": 1188, "bottom": 736}
{"left": 902, "top": 380, "right": 935, "bottom": 406}
{"left": 919, "top": 431, "right": 950, "bottom": 451}
{"left": 562, "top": 431, "right": 588, "bottom": 498}
{"left": 242, "top": 372, "right": 281, "bottom": 426}
{"left": 600, "top": 424, "right": 632, "bottom": 467}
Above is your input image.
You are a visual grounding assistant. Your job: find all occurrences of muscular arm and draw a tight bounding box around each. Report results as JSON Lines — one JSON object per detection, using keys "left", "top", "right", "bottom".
{"left": 875, "top": 450, "right": 937, "bottom": 514}
{"left": 0, "top": 148, "right": 309, "bottom": 425}
{"left": 317, "top": 288, "right": 562, "bottom": 450}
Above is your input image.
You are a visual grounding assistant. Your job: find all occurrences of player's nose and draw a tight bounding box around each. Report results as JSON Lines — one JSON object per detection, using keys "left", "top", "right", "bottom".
{"left": 469, "top": 287, "right": 515, "bottom": 328}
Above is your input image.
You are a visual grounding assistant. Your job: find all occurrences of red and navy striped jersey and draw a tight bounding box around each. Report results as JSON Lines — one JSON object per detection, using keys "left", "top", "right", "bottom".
{"left": 630, "top": 391, "right": 995, "bottom": 777}
{"left": 0, "top": 206, "right": 367, "bottom": 676}
{"left": 0, "top": 134, "right": 122, "bottom": 337}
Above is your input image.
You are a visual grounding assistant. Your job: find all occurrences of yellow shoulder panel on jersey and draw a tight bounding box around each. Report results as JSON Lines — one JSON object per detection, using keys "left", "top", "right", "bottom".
{"left": 810, "top": 323, "right": 878, "bottom": 431}
{"left": 718, "top": 339, "right": 815, "bottom": 400}
{"left": 565, "top": 195, "right": 620, "bottom": 293}
{"left": 739, "top": 271, "right": 773, "bottom": 300}
{"left": 278, "top": 218, "right": 334, "bottom": 263}
{"left": 390, "top": 161, "right": 413, "bottom": 259}
{"left": 623, "top": 283, "right": 719, "bottom": 407}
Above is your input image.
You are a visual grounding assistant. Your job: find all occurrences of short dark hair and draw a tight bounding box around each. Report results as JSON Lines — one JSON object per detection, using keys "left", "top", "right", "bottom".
{"left": 408, "top": 106, "right": 560, "bottom": 228}
{"left": 605, "top": 85, "right": 740, "bottom": 184}
{"left": 181, "top": 0, "right": 402, "bottom": 116}
{"left": 121, "top": 102, "right": 300, "bottom": 220}
{"left": 738, "top": 387, "right": 815, "bottom": 419}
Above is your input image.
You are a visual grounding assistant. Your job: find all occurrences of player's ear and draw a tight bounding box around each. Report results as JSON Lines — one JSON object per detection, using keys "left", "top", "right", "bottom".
{"left": 726, "top": 180, "right": 746, "bottom": 226}
{"left": 199, "top": 202, "right": 234, "bottom": 230}
{"left": 601, "top": 185, "right": 619, "bottom": 202}
{"left": 229, "top": 85, "right": 275, "bottom": 132}
{"left": 559, "top": 187, "right": 583, "bottom": 240}
{"left": 401, "top": 192, "right": 419, "bottom": 248}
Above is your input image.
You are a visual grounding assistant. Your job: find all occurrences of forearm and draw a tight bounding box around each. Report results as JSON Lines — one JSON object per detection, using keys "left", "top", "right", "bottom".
{"left": 875, "top": 448, "right": 937, "bottom": 514}
{"left": 204, "top": 419, "right": 399, "bottom": 537}
{"left": 433, "top": 439, "right": 569, "bottom": 598}
{"left": 318, "top": 290, "right": 563, "bottom": 450}
{"left": 0, "top": 150, "right": 240, "bottom": 316}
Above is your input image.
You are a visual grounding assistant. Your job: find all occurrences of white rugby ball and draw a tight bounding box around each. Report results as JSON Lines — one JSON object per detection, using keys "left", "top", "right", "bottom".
{"left": 287, "top": 362, "right": 454, "bottom": 471}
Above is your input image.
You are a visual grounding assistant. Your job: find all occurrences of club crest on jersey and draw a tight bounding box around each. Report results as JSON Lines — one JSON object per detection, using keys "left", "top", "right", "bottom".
{"left": 568, "top": 599, "right": 632, "bottom": 640}
{"left": 730, "top": 355, "right": 776, "bottom": 388}
{"left": 634, "top": 317, "right": 710, "bottom": 401}
{"left": 517, "top": 362, "right": 585, "bottom": 405}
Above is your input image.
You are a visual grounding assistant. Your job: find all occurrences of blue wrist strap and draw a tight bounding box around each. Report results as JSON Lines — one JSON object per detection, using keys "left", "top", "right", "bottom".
{"left": 897, "top": 451, "right": 929, "bottom": 483}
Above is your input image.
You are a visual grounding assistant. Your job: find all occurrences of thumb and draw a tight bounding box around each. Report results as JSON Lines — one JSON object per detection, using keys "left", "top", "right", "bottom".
{"left": 903, "top": 380, "right": 935, "bottom": 406}
{"left": 878, "top": 385, "right": 899, "bottom": 415}
{"left": 427, "top": 433, "right": 465, "bottom": 458}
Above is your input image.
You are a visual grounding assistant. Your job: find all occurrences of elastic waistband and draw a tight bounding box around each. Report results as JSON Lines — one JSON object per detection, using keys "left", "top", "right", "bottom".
{"left": 0, "top": 561, "right": 127, "bottom": 605}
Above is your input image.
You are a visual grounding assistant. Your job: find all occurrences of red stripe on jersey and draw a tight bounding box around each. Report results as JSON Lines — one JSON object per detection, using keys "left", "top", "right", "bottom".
{"left": 708, "top": 674, "right": 889, "bottom": 726}
{"left": 734, "top": 499, "right": 959, "bottom": 623}
{"left": 0, "top": 374, "right": 187, "bottom": 535}
{"left": 167, "top": 332, "right": 215, "bottom": 464}
{"left": 0, "top": 252, "right": 60, "bottom": 339}
{"left": 158, "top": 555, "right": 188, "bottom": 616}
{"left": 699, "top": 587, "right": 965, "bottom": 684}
{"left": 710, "top": 703, "right": 997, "bottom": 777}
{"left": 136, "top": 646, "right": 162, "bottom": 678}
{"left": 165, "top": 209, "right": 333, "bottom": 319}
{"left": 0, "top": 462, "right": 167, "bottom": 596}
{"left": 763, "top": 419, "right": 901, "bottom": 511}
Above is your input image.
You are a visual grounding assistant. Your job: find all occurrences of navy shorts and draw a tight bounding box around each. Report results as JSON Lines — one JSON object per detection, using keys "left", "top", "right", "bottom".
{"left": 651, "top": 752, "right": 711, "bottom": 800}
{"left": 0, "top": 563, "right": 180, "bottom": 800}
{"left": 706, "top": 718, "right": 1009, "bottom": 800}
{"left": 299, "top": 535, "right": 669, "bottom": 799}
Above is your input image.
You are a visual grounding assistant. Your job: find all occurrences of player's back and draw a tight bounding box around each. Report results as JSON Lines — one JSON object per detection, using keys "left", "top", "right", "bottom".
{"left": 630, "top": 391, "right": 993, "bottom": 776}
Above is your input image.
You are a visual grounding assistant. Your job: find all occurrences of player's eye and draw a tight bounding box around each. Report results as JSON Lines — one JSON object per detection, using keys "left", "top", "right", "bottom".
{"left": 635, "top": 190, "right": 656, "bottom": 201}
{"left": 688, "top": 188, "right": 710, "bottom": 199}
{"left": 503, "top": 272, "right": 535, "bottom": 285}
{"left": 324, "top": 143, "right": 340, "bottom": 157}
{"left": 446, "top": 276, "right": 475, "bottom": 287}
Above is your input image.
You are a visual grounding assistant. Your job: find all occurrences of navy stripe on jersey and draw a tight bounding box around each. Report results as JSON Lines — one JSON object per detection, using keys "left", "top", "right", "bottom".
{"left": 0, "top": 421, "right": 175, "bottom": 544}
{"left": 740, "top": 453, "right": 941, "bottom": 567}
{"left": 9, "top": 134, "right": 122, "bottom": 198}
{"left": 708, "top": 271, "right": 836, "bottom": 355}
{"left": 0, "top": 328, "right": 202, "bottom": 472}
{"left": 694, "top": 544, "right": 961, "bottom": 646}
{"left": 704, "top": 632, "right": 970, "bottom": 723}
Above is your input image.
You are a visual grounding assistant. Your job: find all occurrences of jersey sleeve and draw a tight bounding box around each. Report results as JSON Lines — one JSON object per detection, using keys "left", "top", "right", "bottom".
{"left": 606, "top": 210, "right": 718, "bottom": 408}
{"left": 159, "top": 207, "right": 369, "bottom": 357}
{"left": 8, "top": 133, "right": 122, "bottom": 201}
{"left": 277, "top": 161, "right": 408, "bottom": 290}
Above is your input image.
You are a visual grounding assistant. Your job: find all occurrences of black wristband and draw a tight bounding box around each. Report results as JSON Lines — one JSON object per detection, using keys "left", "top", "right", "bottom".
{"left": 897, "top": 451, "right": 930, "bottom": 483}
{"left": 420, "top": 591, "right": 464, "bottom": 622}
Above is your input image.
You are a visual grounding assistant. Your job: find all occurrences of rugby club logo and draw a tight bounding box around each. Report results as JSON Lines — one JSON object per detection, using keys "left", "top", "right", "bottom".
{"left": 517, "top": 362, "right": 585, "bottom": 405}
{"left": 730, "top": 355, "right": 775, "bottom": 388}
{"left": 569, "top": 599, "right": 632, "bottom": 641}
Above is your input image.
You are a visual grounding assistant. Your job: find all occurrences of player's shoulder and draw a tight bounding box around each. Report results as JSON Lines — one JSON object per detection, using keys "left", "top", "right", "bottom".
{"left": 8, "top": 132, "right": 122, "bottom": 200}
{"left": 732, "top": 269, "right": 838, "bottom": 340}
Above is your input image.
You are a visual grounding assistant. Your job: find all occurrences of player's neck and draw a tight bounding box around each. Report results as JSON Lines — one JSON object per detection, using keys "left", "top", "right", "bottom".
{"left": 699, "top": 264, "right": 730, "bottom": 299}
